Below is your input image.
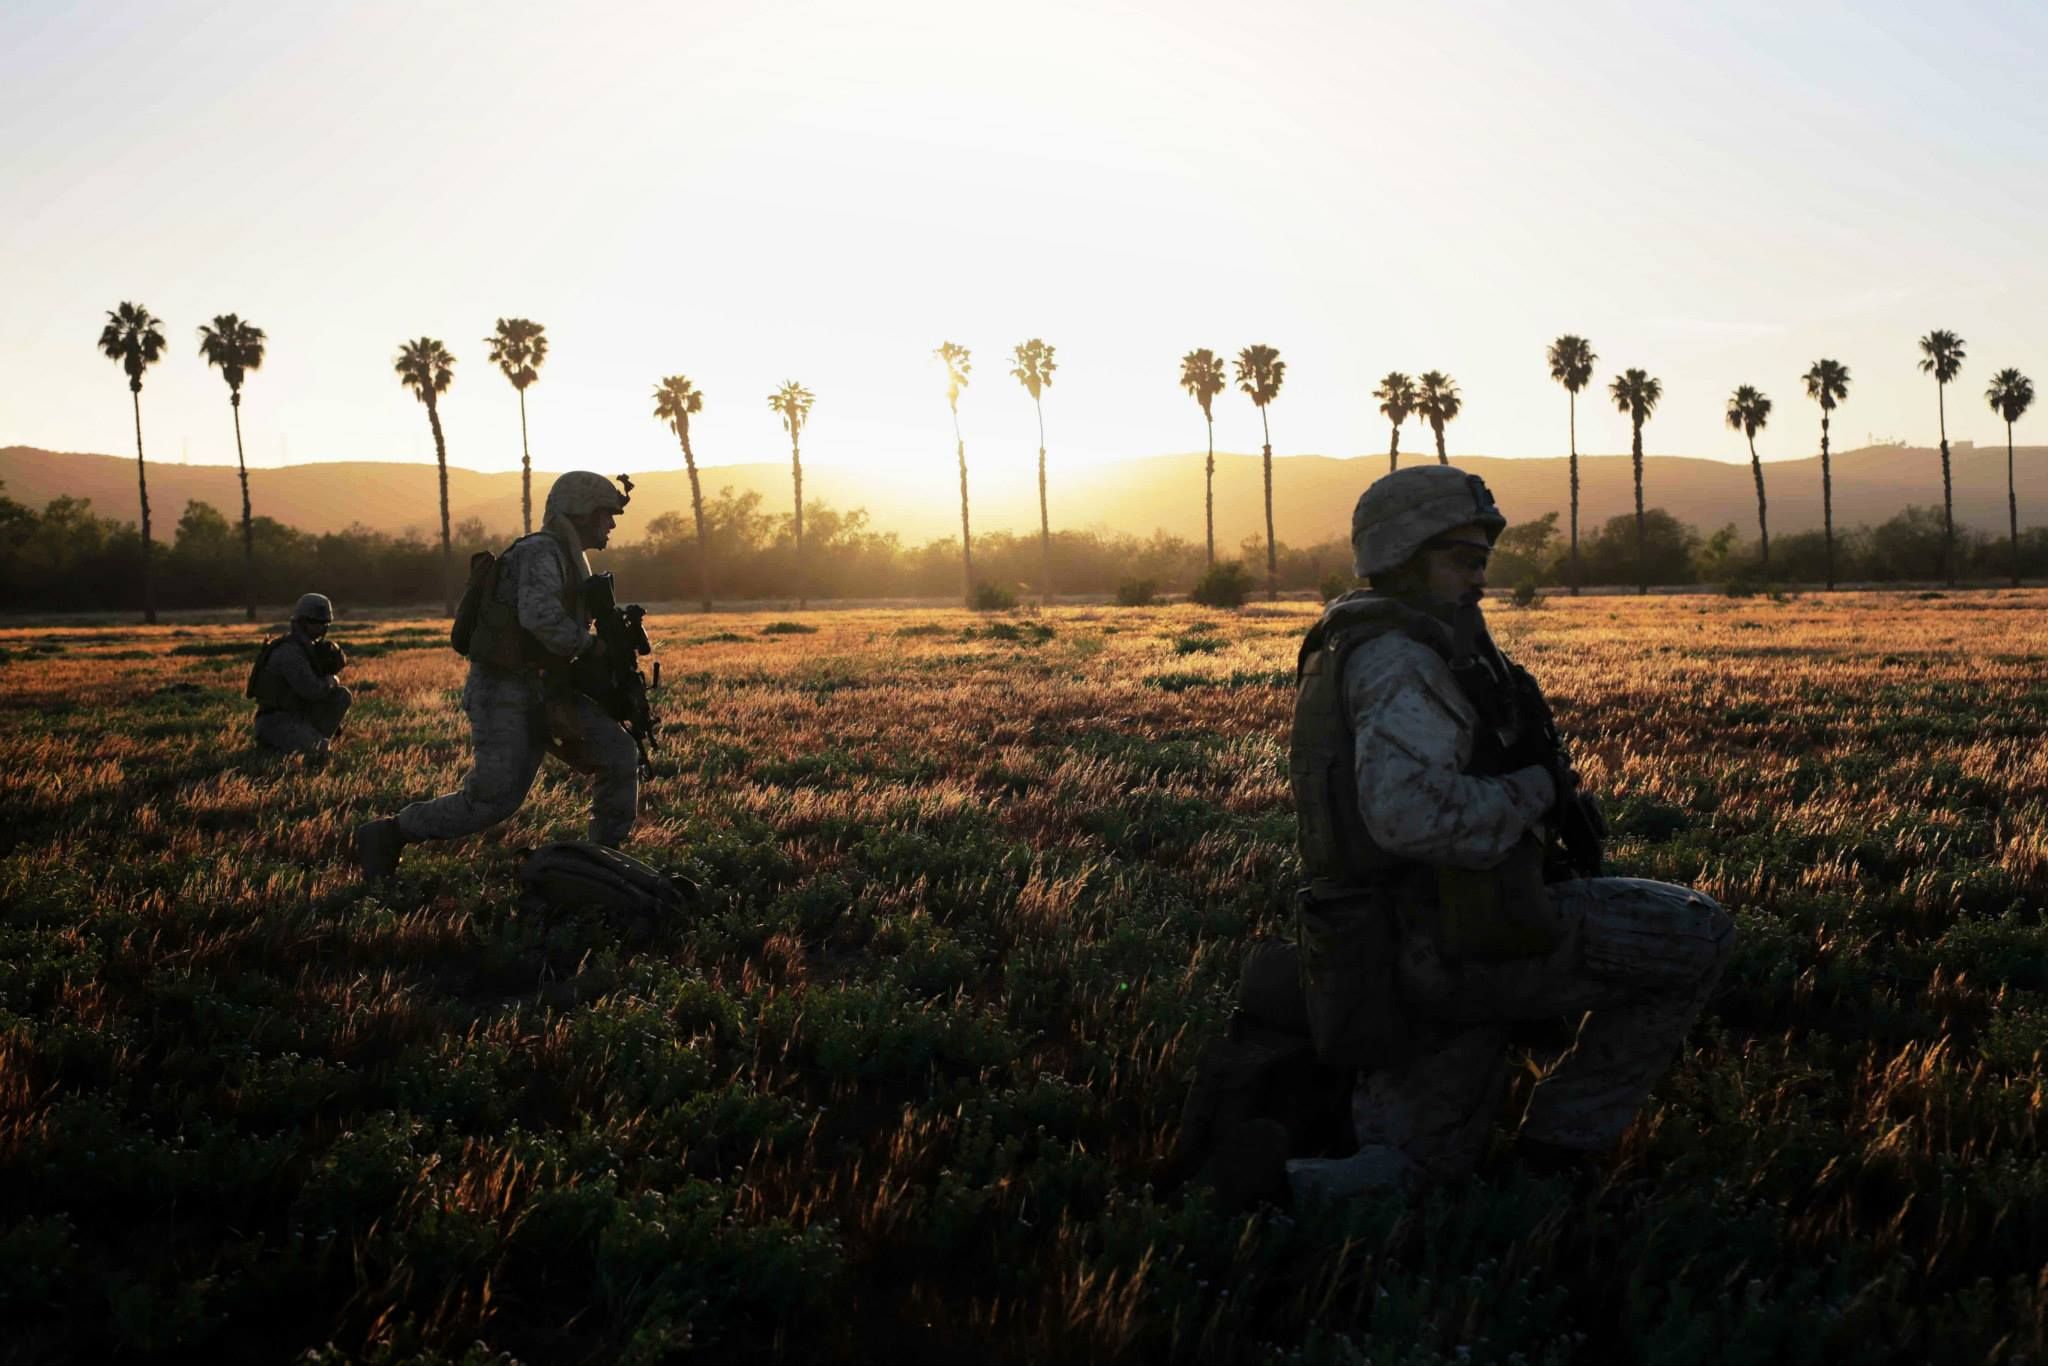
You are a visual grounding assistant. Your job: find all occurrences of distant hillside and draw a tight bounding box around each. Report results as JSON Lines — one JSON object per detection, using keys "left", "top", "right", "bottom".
{"left": 4, "top": 442, "right": 2042, "bottom": 547}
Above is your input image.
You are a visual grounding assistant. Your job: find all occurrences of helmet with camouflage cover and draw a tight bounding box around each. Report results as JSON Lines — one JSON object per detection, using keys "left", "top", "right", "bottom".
{"left": 1350, "top": 466, "right": 1507, "bottom": 577}
{"left": 544, "top": 471, "right": 631, "bottom": 522}
{"left": 291, "top": 592, "right": 335, "bottom": 623}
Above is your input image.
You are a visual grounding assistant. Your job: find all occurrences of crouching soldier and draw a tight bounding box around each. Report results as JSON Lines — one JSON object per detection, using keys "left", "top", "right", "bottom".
{"left": 354, "top": 471, "right": 641, "bottom": 879}
{"left": 1268, "top": 466, "right": 1735, "bottom": 1201}
{"left": 250, "top": 592, "right": 351, "bottom": 768}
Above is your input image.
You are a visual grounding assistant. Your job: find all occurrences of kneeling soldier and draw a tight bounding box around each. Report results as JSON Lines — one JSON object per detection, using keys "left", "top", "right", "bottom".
{"left": 354, "top": 471, "right": 640, "bottom": 879}
{"left": 1283, "top": 466, "right": 1735, "bottom": 1199}
{"left": 250, "top": 592, "right": 351, "bottom": 767}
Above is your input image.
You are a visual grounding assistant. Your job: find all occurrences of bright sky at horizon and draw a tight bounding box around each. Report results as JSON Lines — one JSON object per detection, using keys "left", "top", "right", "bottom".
{"left": 4, "top": 0, "right": 2046, "bottom": 495}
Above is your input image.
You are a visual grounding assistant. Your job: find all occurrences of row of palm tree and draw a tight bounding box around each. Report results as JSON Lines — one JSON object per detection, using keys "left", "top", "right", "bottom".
{"left": 95, "top": 303, "right": 2041, "bottom": 625}
{"left": 97, "top": 305, "right": 550, "bottom": 621}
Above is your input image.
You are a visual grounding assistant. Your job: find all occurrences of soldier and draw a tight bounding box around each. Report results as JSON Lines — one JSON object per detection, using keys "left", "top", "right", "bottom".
{"left": 249, "top": 592, "right": 351, "bottom": 769}
{"left": 1282, "top": 464, "right": 1735, "bottom": 1200}
{"left": 354, "top": 471, "right": 641, "bottom": 878}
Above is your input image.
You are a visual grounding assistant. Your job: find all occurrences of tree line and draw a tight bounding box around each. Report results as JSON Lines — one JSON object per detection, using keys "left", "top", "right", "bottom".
{"left": 89, "top": 303, "right": 2040, "bottom": 623}
{"left": 8, "top": 473, "right": 2043, "bottom": 617}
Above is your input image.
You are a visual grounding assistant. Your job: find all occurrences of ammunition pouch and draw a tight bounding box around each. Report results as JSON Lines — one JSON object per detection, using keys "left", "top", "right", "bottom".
{"left": 1428, "top": 834, "right": 1563, "bottom": 962}
{"left": 1296, "top": 882, "right": 1408, "bottom": 1070}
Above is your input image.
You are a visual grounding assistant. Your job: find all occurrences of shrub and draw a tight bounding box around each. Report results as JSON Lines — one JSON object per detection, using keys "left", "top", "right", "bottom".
{"left": 971, "top": 581, "right": 1018, "bottom": 611}
{"left": 1189, "top": 561, "right": 1253, "bottom": 609}
{"left": 1113, "top": 577, "right": 1157, "bottom": 607}
{"left": 1510, "top": 578, "right": 1541, "bottom": 608}
{"left": 1318, "top": 570, "right": 1360, "bottom": 602}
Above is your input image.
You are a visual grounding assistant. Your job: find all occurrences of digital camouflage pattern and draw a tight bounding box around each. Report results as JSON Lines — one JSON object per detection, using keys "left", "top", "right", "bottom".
{"left": 396, "top": 523, "right": 638, "bottom": 846}
{"left": 1336, "top": 617, "right": 1734, "bottom": 1176}
{"left": 1349, "top": 465, "right": 1505, "bottom": 577}
{"left": 251, "top": 624, "right": 350, "bottom": 757}
{"left": 1343, "top": 632, "right": 1555, "bottom": 868}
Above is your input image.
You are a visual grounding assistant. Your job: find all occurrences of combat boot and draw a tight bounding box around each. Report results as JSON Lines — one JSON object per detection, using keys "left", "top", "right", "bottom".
{"left": 1285, "top": 1144, "right": 1419, "bottom": 1206}
{"left": 355, "top": 817, "right": 406, "bottom": 880}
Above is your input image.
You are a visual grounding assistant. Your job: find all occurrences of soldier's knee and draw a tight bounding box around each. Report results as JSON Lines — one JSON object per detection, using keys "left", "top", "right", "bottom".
{"left": 332, "top": 684, "right": 354, "bottom": 712}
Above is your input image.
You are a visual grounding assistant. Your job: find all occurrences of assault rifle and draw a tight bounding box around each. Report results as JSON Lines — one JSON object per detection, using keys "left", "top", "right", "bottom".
{"left": 571, "top": 571, "right": 661, "bottom": 778}
{"left": 1447, "top": 601, "right": 1606, "bottom": 879}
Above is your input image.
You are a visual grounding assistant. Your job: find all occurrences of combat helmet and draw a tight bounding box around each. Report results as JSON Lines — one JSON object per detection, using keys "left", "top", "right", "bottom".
{"left": 1350, "top": 466, "right": 1506, "bottom": 577}
{"left": 291, "top": 592, "right": 335, "bottom": 623}
{"left": 544, "top": 471, "right": 632, "bottom": 521}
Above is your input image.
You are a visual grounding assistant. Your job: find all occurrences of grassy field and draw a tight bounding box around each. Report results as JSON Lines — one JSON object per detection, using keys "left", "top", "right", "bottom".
{"left": 1, "top": 593, "right": 2045, "bottom": 1364}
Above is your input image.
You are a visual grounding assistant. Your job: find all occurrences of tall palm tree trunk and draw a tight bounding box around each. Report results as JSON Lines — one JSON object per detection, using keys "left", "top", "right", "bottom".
{"left": 1035, "top": 399, "right": 1051, "bottom": 606}
{"left": 519, "top": 390, "right": 533, "bottom": 536}
{"left": 1632, "top": 422, "right": 1646, "bottom": 596}
{"left": 232, "top": 394, "right": 255, "bottom": 622}
{"left": 1937, "top": 383, "right": 1955, "bottom": 586}
{"left": 429, "top": 399, "right": 453, "bottom": 616}
{"left": 2009, "top": 420, "right": 2021, "bottom": 588}
{"left": 1260, "top": 410, "right": 1277, "bottom": 601}
{"left": 791, "top": 437, "right": 806, "bottom": 609}
{"left": 954, "top": 406, "right": 973, "bottom": 607}
{"left": 677, "top": 424, "right": 710, "bottom": 612}
{"left": 1204, "top": 417, "right": 1215, "bottom": 568}
{"left": 131, "top": 387, "right": 155, "bottom": 625}
{"left": 1568, "top": 393, "right": 1580, "bottom": 597}
{"left": 1820, "top": 412, "right": 1835, "bottom": 591}
{"left": 1749, "top": 435, "right": 1769, "bottom": 570}
{"left": 1388, "top": 424, "right": 1399, "bottom": 474}
{"left": 1434, "top": 423, "right": 1447, "bottom": 464}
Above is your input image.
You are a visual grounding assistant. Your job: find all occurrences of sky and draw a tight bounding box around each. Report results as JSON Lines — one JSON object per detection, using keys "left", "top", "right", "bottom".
{"left": 4, "top": 0, "right": 2046, "bottom": 498}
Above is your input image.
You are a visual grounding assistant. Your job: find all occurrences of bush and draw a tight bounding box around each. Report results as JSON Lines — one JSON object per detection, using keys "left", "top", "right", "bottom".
{"left": 1318, "top": 569, "right": 1360, "bottom": 603}
{"left": 1113, "top": 577, "right": 1157, "bottom": 607}
{"left": 971, "top": 581, "right": 1018, "bottom": 611}
{"left": 1510, "top": 578, "right": 1540, "bottom": 608}
{"left": 1189, "top": 561, "right": 1254, "bottom": 609}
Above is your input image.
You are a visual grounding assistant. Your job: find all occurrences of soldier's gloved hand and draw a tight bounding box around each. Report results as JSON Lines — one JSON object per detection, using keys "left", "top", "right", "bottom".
{"left": 582, "top": 636, "right": 607, "bottom": 661}
{"left": 310, "top": 639, "right": 347, "bottom": 676}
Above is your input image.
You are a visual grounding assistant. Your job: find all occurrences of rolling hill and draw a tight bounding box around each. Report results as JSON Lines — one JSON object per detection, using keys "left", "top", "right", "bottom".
{"left": 3, "top": 442, "right": 2041, "bottom": 548}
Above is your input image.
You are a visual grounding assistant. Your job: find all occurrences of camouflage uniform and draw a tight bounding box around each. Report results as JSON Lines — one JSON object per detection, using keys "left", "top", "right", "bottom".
{"left": 252, "top": 595, "right": 351, "bottom": 759}
{"left": 1340, "top": 630, "right": 1734, "bottom": 1181}
{"left": 391, "top": 474, "right": 639, "bottom": 849}
{"left": 1286, "top": 465, "right": 1734, "bottom": 1196}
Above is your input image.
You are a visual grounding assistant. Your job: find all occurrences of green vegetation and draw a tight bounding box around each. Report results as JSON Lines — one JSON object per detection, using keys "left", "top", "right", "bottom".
{"left": 1, "top": 596, "right": 2043, "bottom": 1361}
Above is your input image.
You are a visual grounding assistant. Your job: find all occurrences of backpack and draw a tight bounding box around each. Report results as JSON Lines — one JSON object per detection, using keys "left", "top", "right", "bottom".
{"left": 1173, "top": 938, "right": 1353, "bottom": 1191}
{"left": 246, "top": 635, "right": 309, "bottom": 710}
{"left": 450, "top": 550, "right": 497, "bottom": 658}
{"left": 515, "top": 841, "right": 699, "bottom": 925}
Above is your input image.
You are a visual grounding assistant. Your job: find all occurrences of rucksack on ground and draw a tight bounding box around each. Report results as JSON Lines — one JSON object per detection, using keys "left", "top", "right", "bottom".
{"left": 1173, "top": 938, "right": 1352, "bottom": 1199}
{"left": 515, "top": 841, "right": 698, "bottom": 921}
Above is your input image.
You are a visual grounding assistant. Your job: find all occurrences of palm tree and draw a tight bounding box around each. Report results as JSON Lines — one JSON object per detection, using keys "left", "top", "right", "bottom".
{"left": 395, "top": 337, "right": 458, "bottom": 614}
{"left": 1917, "top": 329, "right": 1967, "bottom": 585}
{"left": 1987, "top": 368, "right": 2035, "bottom": 587}
{"left": 1608, "top": 368, "right": 1663, "bottom": 595}
{"left": 1373, "top": 371, "right": 1417, "bottom": 474}
{"left": 938, "top": 342, "right": 974, "bottom": 605}
{"left": 1802, "top": 359, "right": 1852, "bottom": 590}
{"left": 1235, "top": 344, "right": 1286, "bottom": 600}
{"left": 97, "top": 302, "right": 166, "bottom": 624}
{"left": 653, "top": 375, "right": 711, "bottom": 611}
{"left": 197, "top": 314, "right": 268, "bottom": 622}
{"left": 1011, "top": 339, "right": 1058, "bottom": 603}
{"left": 1414, "top": 371, "right": 1461, "bottom": 464}
{"left": 767, "top": 381, "right": 815, "bottom": 607}
{"left": 1726, "top": 384, "right": 1774, "bottom": 571}
{"left": 1179, "top": 349, "right": 1227, "bottom": 566}
{"left": 1546, "top": 335, "right": 1597, "bottom": 594}
{"left": 487, "top": 318, "right": 548, "bottom": 534}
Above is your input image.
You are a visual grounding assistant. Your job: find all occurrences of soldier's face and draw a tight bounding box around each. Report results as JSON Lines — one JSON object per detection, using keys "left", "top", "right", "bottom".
{"left": 297, "top": 618, "right": 328, "bottom": 640}
{"left": 1421, "top": 522, "right": 1493, "bottom": 606}
{"left": 575, "top": 509, "right": 618, "bottom": 549}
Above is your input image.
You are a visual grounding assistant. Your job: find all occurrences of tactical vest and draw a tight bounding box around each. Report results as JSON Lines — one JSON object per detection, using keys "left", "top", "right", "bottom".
{"left": 460, "top": 532, "right": 585, "bottom": 671}
{"left": 1288, "top": 591, "right": 1464, "bottom": 890}
{"left": 246, "top": 635, "right": 313, "bottom": 713}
